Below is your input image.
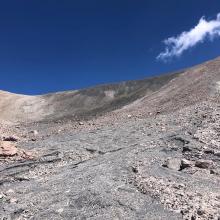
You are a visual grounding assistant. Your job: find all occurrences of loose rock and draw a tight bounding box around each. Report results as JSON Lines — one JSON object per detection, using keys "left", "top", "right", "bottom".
{"left": 0, "top": 141, "right": 18, "bottom": 156}
{"left": 163, "top": 158, "right": 182, "bottom": 171}
{"left": 181, "top": 159, "right": 193, "bottom": 170}
{"left": 3, "top": 136, "right": 19, "bottom": 142}
{"left": 195, "top": 160, "right": 213, "bottom": 169}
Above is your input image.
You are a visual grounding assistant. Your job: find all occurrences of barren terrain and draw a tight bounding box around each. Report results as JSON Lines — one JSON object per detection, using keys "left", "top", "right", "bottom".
{"left": 1, "top": 57, "right": 220, "bottom": 219}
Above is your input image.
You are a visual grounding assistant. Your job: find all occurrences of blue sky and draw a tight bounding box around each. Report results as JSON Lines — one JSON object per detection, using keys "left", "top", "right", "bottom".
{"left": 0, "top": 0, "right": 220, "bottom": 94}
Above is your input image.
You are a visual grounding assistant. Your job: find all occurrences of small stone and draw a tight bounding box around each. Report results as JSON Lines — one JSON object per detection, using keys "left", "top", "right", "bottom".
{"left": 163, "top": 158, "right": 182, "bottom": 171}
{"left": 30, "top": 130, "right": 38, "bottom": 136}
{"left": 127, "top": 114, "right": 132, "bottom": 118}
{"left": 57, "top": 208, "right": 64, "bottom": 214}
{"left": 197, "top": 208, "right": 205, "bottom": 216}
{"left": 191, "top": 215, "right": 196, "bottom": 220}
{"left": 10, "top": 198, "right": 18, "bottom": 204}
{"left": 79, "top": 122, "right": 84, "bottom": 125}
{"left": 173, "top": 209, "right": 181, "bottom": 214}
{"left": 6, "top": 189, "right": 14, "bottom": 195}
{"left": 0, "top": 141, "right": 18, "bottom": 156}
{"left": 176, "top": 190, "right": 184, "bottom": 196}
{"left": 203, "top": 149, "right": 214, "bottom": 154}
{"left": 178, "top": 183, "right": 185, "bottom": 188}
{"left": 131, "top": 166, "right": 138, "bottom": 173}
{"left": 195, "top": 160, "right": 213, "bottom": 169}
{"left": 210, "top": 169, "right": 220, "bottom": 175}
{"left": 214, "top": 151, "right": 220, "bottom": 157}
{"left": 181, "top": 159, "right": 193, "bottom": 169}
{"left": 3, "top": 136, "right": 19, "bottom": 142}
{"left": 173, "top": 184, "right": 184, "bottom": 190}
{"left": 182, "top": 146, "right": 192, "bottom": 153}
{"left": 33, "top": 130, "right": 38, "bottom": 136}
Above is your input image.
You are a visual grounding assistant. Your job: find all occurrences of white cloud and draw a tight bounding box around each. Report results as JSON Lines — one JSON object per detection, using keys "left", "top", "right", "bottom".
{"left": 157, "top": 13, "right": 220, "bottom": 61}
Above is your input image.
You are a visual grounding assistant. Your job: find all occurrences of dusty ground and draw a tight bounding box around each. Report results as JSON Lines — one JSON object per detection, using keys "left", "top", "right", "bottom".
{"left": 0, "top": 57, "right": 220, "bottom": 219}
{"left": 1, "top": 100, "right": 220, "bottom": 219}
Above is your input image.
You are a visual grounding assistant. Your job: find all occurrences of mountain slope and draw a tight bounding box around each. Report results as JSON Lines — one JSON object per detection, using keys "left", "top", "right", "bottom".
{"left": 0, "top": 57, "right": 220, "bottom": 220}
{"left": 121, "top": 57, "right": 220, "bottom": 114}
{"left": 1, "top": 57, "right": 220, "bottom": 124}
{"left": 0, "top": 71, "right": 180, "bottom": 123}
